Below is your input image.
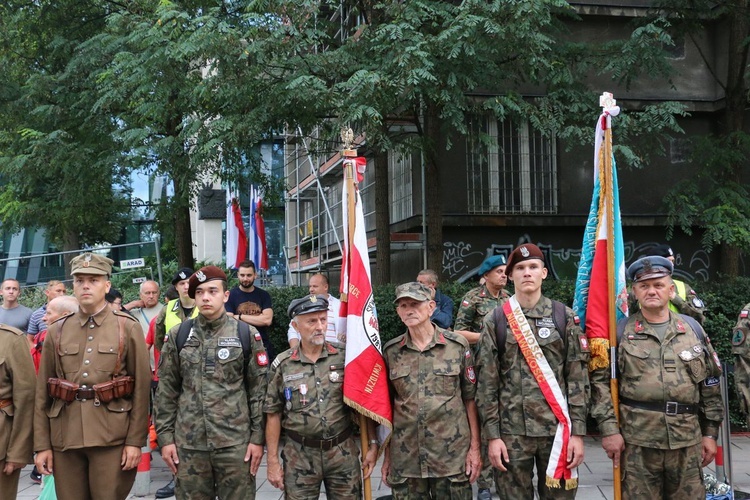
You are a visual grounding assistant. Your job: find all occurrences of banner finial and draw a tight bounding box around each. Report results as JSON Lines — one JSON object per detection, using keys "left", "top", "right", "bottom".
{"left": 341, "top": 127, "right": 357, "bottom": 158}
{"left": 599, "top": 92, "right": 616, "bottom": 110}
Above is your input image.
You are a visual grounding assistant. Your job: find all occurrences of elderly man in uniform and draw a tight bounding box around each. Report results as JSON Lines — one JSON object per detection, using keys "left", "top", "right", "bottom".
{"left": 33, "top": 253, "right": 151, "bottom": 500}
{"left": 475, "top": 244, "right": 589, "bottom": 498}
{"left": 156, "top": 265, "right": 269, "bottom": 500}
{"left": 0, "top": 323, "right": 36, "bottom": 499}
{"left": 733, "top": 304, "right": 750, "bottom": 428}
{"left": 382, "top": 282, "right": 481, "bottom": 499}
{"left": 265, "top": 294, "right": 378, "bottom": 499}
{"left": 590, "top": 255, "right": 723, "bottom": 499}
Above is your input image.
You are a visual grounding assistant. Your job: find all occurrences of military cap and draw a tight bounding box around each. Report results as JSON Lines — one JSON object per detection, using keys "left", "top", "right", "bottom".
{"left": 478, "top": 254, "right": 507, "bottom": 276}
{"left": 171, "top": 267, "right": 194, "bottom": 285}
{"left": 393, "top": 282, "right": 433, "bottom": 303}
{"left": 627, "top": 255, "right": 673, "bottom": 282}
{"left": 70, "top": 252, "right": 113, "bottom": 276}
{"left": 505, "top": 243, "right": 545, "bottom": 273}
{"left": 652, "top": 244, "right": 675, "bottom": 259}
{"left": 288, "top": 294, "right": 329, "bottom": 318}
{"left": 187, "top": 265, "right": 226, "bottom": 298}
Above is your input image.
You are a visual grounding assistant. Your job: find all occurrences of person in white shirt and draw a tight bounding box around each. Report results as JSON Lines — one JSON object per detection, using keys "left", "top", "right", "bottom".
{"left": 287, "top": 274, "right": 345, "bottom": 348}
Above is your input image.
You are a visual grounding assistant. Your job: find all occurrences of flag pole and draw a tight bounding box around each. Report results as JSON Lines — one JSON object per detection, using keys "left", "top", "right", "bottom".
{"left": 341, "top": 131, "right": 373, "bottom": 500}
{"left": 600, "top": 93, "right": 622, "bottom": 500}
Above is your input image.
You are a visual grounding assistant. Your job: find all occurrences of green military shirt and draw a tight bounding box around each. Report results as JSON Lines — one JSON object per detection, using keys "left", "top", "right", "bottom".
{"left": 732, "top": 304, "right": 750, "bottom": 428}
{"left": 0, "top": 325, "right": 35, "bottom": 465}
{"left": 455, "top": 285, "right": 509, "bottom": 336}
{"left": 475, "top": 295, "right": 590, "bottom": 439}
{"left": 155, "top": 313, "right": 268, "bottom": 450}
{"left": 383, "top": 326, "right": 476, "bottom": 480}
{"left": 263, "top": 342, "right": 351, "bottom": 439}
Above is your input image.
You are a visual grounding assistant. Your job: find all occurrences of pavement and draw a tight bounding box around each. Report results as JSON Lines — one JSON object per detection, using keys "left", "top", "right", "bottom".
{"left": 15, "top": 435, "right": 750, "bottom": 499}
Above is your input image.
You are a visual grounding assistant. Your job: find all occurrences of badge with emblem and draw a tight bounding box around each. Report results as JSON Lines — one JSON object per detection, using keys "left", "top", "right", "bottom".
{"left": 676, "top": 321, "right": 686, "bottom": 333}
{"left": 692, "top": 296, "right": 704, "bottom": 308}
{"left": 465, "top": 350, "right": 471, "bottom": 359}
{"left": 83, "top": 253, "right": 92, "bottom": 267}
{"left": 299, "top": 384, "right": 308, "bottom": 405}
{"left": 217, "top": 348, "right": 230, "bottom": 360}
{"left": 256, "top": 352, "right": 268, "bottom": 366}
{"left": 179, "top": 271, "right": 187, "bottom": 279}
{"left": 693, "top": 345, "right": 702, "bottom": 353}
{"left": 538, "top": 327, "right": 551, "bottom": 339}
{"left": 466, "top": 366, "right": 476, "bottom": 384}
{"left": 329, "top": 371, "right": 340, "bottom": 382}
{"left": 284, "top": 387, "right": 292, "bottom": 410}
{"left": 579, "top": 336, "right": 589, "bottom": 352}
{"left": 734, "top": 329, "right": 746, "bottom": 346}
{"left": 310, "top": 295, "right": 317, "bottom": 303}
{"left": 679, "top": 350, "right": 693, "bottom": 361}
{"left": 712, "top": 351, "right": 722, "bottom": 369}
{"left": 635, "top": 321, "right": 644, "bottom": 333}
{"left": 520, "top": 246, "right": 529, "bottom": 257}
{"left": 196, "top": 270, "right": 206, "bottom": 282}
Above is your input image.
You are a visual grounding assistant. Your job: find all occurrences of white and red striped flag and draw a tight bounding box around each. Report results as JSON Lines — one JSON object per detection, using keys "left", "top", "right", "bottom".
{"left": 339, "top": 156, "right": 392, "bottom": 436}
{"left": 226, "top": 188, "right": 248, "bottom": 269}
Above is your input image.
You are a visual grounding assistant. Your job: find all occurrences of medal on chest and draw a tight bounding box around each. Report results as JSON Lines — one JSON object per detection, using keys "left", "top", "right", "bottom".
{"left": 329, "top": 371, "right": 340, "bottom": 382}
{"left": 284, "top": 387, "right": 292, "bottom": 410}
{"left": 299, "top": 383, "right": 308, "bottom": 405}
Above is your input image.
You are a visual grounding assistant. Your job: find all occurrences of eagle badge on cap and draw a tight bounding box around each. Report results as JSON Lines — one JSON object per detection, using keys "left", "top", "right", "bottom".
{"left": 520, "top": 246, "right": 529, "bottom": 257}
{"left": 179, "top": 271, "right": 187, "bottom": 279}
{"left": 83, "top": 253, "right": 92, "bottom": 267}
{"left": 310, "top": 295, "right": 317, "bottom": 303}
{"left": 196, "top": 271, "right": 206, "bottom": 282}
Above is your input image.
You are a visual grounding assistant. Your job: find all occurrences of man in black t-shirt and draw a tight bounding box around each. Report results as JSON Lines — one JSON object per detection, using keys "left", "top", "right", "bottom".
{"left": 226, "top": 260, "right": 274, "bottom": 358}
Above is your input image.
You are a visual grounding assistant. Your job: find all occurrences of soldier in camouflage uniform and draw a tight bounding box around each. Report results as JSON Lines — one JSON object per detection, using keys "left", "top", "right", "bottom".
{"left": 155, "top": 265, "right": 269, "bottom": 500}
{"left": 264, "top": 294, "right": 378, "bottom": 499}
{"left": 475, "top": 244, "right": 588, "bottom": 499}
{"left": 382, "top": 282, "right": 481, "bottom": 499}
{"left": 731, "top": 305, "right": 750, "bottom": 428}
{"left": 590, "top": 256, "right": 724, "bottom": 499}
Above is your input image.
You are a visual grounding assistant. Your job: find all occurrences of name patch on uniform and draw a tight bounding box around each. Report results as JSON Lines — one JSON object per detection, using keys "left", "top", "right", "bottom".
{"left": 536, "top": 318, "right": 555, "bottom": 329}
{"left": 733, "top": 329, "right": 746, "bottom": 346}
{"left": 218, "top": 337, "right": 242, "bottom": 347}
{"left": 284, "top": 373, "right": 304, "bottom": 382}
{"left": 704, "top": 376, "right": 720, "bottom": 387}
{"left": 627, "top": 334, "right": 648, "bottom": 341}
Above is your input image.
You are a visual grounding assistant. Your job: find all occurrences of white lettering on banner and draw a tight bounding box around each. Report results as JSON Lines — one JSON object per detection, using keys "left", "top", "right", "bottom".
{"left": 120, "top": 258, "right": 145, "bottom": 269}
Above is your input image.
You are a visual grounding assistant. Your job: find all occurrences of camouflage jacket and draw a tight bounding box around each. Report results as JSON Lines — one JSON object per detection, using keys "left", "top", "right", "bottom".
{"left": 475, "top": 295, "right": 590, "bottom": 439}
{"left": 263, "top": 342, "right": 351, "bottom": 439}
{"left": 732, "top": 304, "right": 750, "bottom": 428}
{"left": 590, "top": 311, "right": 723, "bottom": 449}
{"left": 454, "top": 285, "right": 509, "bottom": 335}
{"left": 155, "top": 313, "right": 268, "bottom": 450}
{"left": 383, "top": 326, "right": 476, "bottom": 480}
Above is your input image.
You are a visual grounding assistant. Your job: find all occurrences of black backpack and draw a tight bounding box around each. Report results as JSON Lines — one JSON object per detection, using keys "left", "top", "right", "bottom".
{"left": 493, "top": 300, "right": 567, "bottom": 356}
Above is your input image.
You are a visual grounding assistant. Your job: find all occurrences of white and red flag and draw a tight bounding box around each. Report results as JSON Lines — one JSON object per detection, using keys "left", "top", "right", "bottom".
{"left": 339, "top": 156, "right": 392, "bottom": 434}
{"left": 248, "top": 185, "right": 269, "bottom": 270}
{"left": 226, "top": 188, "right": 248, "bottom": 269}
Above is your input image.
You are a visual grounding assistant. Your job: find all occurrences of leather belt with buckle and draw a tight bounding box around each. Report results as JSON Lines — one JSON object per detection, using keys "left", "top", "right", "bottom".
{"left": 620, "top": 397, "right": 698, "bottom": 415}
{"left": 75, "top": 388, "right": 96, "bottom": 401}
{"left": 285, "top": 427, "right": 352, "bottom": 450}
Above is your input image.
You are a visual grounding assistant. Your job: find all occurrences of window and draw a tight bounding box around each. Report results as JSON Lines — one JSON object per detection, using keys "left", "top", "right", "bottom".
{"left": 670, "top": 137, "right": 690, "bottom": 164}
{"left": 389, "top": 151, "right": 414, "bottom": 222}
{"left": 466, "top": 115, "right": 557, "bottom": 214}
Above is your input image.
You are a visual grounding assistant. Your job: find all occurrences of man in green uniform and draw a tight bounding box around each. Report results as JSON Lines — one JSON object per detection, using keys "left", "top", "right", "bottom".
{"left": 733, "top": 304, "right": 750, "bottom": 428}
{"left": 156, "top": 265, "right": 268, "bottom": 500}
{"left": 264, "top": 294, "right": 378, "bottom": 499}
{"left": 590, "top": 255, "right": 723, "bottom": 499}
{"left": 0, "top": 324, "right": 36, "bottom": 499}
{"left": 382, "top": 282, "right": 481, "bottom": 499}
{"left": 34, "top": 253, "right": 151, "bottom": 500}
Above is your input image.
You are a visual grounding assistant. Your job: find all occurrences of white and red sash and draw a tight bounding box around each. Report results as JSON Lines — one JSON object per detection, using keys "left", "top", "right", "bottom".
{"left": 503, "top": 296, "right": 578, "bottom": 489}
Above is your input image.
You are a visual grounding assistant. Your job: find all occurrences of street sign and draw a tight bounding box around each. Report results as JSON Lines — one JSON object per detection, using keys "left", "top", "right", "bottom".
{"left": 132, "top": 277, "right": 147, "bottom": 284}
{"left": 120, "top": 258, "right": 145, "bottom": 269}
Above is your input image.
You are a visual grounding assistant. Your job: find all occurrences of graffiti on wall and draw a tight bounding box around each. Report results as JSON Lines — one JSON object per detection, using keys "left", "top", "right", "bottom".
{"left": 443, "top": 235, "right": 712, "bottom": 283}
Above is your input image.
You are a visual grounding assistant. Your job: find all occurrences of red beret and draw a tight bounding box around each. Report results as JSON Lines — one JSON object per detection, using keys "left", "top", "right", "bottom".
{"left": 505, "top": 244, "right": 545, "bottom": 274}
{"left": 188, "top": 265, "right": 227, "bottom": 298}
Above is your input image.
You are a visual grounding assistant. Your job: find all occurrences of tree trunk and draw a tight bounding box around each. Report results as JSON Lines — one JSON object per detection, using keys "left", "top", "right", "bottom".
{"left": 172, "top": 176, "right": 195, "bottom": 269}
{"left": 373, "top": 149, "right": 391, "bottom": 285}
{"left": 423, "top": 100, "right": 444, "bottom": 280}
{"left": 62, "top": 230, "right": 81, "bottom": 279}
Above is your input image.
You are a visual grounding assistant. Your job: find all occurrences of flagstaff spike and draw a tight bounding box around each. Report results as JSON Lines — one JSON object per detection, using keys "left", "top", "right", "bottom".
{"left": 341, "top": 127, "right": 357, "bottom": 157}
{"left": 599, "top": 92, "right": 616, "bottom": 109}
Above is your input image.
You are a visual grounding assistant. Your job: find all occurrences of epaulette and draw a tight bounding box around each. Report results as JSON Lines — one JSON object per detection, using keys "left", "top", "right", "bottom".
{"left": 0, "top": 323, "right": 25, "bottom": 336}
{"left": 51, "top": 311, "right": 75, "bottom": 324}
{"left": 383, "top": 334, "right": 406, "bottom": 351}
{"left": 114, "top": 310, "right": 138, "bottom": 322}
{"left": 442, "top": 329, "right": 470, "bottom": 348}
{"left": 272, "top": 349, "right": 293, "bottom": 369}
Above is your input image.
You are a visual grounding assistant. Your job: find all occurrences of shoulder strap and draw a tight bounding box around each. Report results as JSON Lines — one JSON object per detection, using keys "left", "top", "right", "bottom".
{"left": 679, "top": 314, "right": 706, "bottom": 343}
{"left": 176, "top": 318, "right": 195, "bottom": 352}
{"left": 616, "top": 317, "right": 628, "bottom": 344}
{"left": 238, "top": 321, "right": 251, "bottom": 362}
{"left": 551, "top": 301, "right": 567, "bottom": 339}
{"left": 114, "top": 315, "right": 127, "bottom": 376}
{"left": 493, "top": 305, "right": 507, "bottom": 358}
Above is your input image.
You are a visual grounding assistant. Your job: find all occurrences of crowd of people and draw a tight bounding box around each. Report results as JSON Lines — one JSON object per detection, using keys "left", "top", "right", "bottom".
{"left": 0, "top": 246, "right": 747, "bottom": 499}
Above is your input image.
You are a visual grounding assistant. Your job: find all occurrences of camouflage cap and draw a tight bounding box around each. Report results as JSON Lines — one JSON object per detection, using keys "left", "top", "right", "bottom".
{"left": 393, "top": 281, "right": 433, "bottom": 303}
{"left": 478, "top": 254, "right": 507, "bottom": 276}
{"left": 70, "top": 253, "right": 113, "bottom": 276}
{"left": 288, "top": 294, "right": 329, "bottom": 318}
{"left": 172, "top": 267, "right": 194, "bottom": 285}
{"left": 505, "top": 243, "right": 545, "bottom": 274}
{"left": 187, "top": 265, "right": 226, "bottom": 298}
{"left": 627, "top": 255, "right": 673, "bottom": 282}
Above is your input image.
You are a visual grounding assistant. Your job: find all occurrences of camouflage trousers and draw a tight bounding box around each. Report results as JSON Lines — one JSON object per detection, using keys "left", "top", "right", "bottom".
{"left": 477, "top": 439, "right": 495, "bottom": 490}
{"left": 281, "top": 436, "right": 361, "bottom": 500}
{"left": 622, "top": 442, "right": 705, "bottom": 499}
{"left": 495, "top": 434, "right": 577, "bottom": 500}
{"left": 175, "top": 444, "right": 255, "bottom": 500}
{"left": 390, "top": 474, "right": 472, "bottom": 500}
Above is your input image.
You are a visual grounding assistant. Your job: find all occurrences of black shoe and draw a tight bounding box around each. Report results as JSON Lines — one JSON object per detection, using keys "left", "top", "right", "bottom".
{"left": 30, "top": 468, "right": 42, "bottom": 485}
{"left": 155, "top": 478, "right": 175, "bottom": 499}
{"left": 477, "top": 488, "right": 492, "bottom": 500}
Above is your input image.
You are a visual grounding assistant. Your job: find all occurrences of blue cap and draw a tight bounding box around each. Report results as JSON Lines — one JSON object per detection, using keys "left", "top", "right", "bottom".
{"left": 478, "top": 255, "right": 507, "bottom": 276}
{"left": 627, "top": 256, "right": 673, "bottom": 282}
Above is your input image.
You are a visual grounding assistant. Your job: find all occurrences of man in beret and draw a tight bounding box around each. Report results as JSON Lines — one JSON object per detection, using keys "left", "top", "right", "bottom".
{"left": 382, "top": 282, "right": 481, "bottom": 499}
{"left": 265, "top": 294, "right": 378, "bottom": 498}
{"left": 732, "top": 304, "right": 750, "bottom": 428}
{"left": 475, "top": 244, "right": 589, "bottom": 498}
{"left": 416, "top": 269, "right": 454, "bottom": 329}
{"left": 454, "top": 254, "right": 508, "bottom": 499}
{"left": 34, "top": 252, "right": 151, "bottom": 500}
{"left": 590, "top": 255, "right": 723, "bottom": 499}
{"left": 156, "top": 265, "right": 269, "bottom": 500}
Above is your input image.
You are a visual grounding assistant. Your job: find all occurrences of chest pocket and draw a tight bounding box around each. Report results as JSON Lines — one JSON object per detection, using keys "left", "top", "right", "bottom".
{"left": 619, "top": 342, "right": 651, "bottom": 380}
{"left": 95, "top": 343, "right": 118, "bottom": 373}
{"left": 179, "top": 342, "right": 201, "bottom": 380}
{"left": 59, "top": 344, "right": 80, "bottom": 376}
{"left": 432, "top": 365, "right": 460, "bottom": 397}
{"left": 389, "top": 365, "right": 412, "bottom": 399}
{"left": 215, "top": 347, "right": 244, "bottom": 381}
{"left": 676, "top": 345, "right": 707, "bottom": 384}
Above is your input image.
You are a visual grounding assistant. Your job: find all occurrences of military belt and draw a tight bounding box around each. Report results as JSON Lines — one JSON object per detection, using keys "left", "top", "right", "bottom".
{"left": 620, "top": 397, "right": 698, "bottom": 415}
{"left": 0, "top": 398, "right": 12, "bottom": 409}
{"left": 75, "top": 388, "right": 97, "bottom": 401}
{"left": 285, "top": 427, "right": 352, "bottom": 450}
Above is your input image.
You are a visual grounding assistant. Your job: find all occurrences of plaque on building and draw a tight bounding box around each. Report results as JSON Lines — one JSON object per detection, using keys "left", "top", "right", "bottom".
{"left": 198, "top": 188, "right": 226, "bottom": 220}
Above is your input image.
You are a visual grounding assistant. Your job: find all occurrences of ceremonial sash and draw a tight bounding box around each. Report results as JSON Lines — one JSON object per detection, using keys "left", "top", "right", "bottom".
{"left": 503, "top": 297, "right": 578, "bottom": 489}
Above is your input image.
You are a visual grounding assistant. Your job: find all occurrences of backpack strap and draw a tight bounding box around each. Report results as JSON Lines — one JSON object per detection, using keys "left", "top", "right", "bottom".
{"left": 679, "top": 314, "right": 705, "bottom": 344}
{"left": 551, "top": 300, "right": 567, "bottom": 339}
{"left": 493, "top": 306, "right": 507, "bottom": 358}
{"left": 176, "top": 318, "right": 195, "bottom": 352}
